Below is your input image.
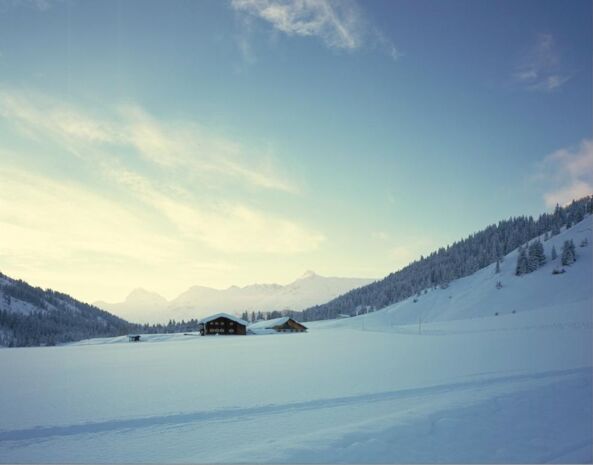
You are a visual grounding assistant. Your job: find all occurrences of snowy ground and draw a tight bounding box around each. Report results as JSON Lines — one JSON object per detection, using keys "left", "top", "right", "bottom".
{"left": 0, "top": 219, "right": 591, "bottom": 463}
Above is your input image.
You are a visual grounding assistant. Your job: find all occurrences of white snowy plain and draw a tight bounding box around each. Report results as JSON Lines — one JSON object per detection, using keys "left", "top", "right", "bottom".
{"left": 0, "top": 218, "right": 591, "bottom": 463}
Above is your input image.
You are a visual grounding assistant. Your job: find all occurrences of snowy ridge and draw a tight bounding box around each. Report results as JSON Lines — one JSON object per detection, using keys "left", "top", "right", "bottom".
{"left": 95, "top": 272, "right": 375, "bottom": 324}
{"left": 311, "top": 215, "right": 592, "bottom": 331}
{"left": 0, "top": 273, "right": 132, "bottom": 346}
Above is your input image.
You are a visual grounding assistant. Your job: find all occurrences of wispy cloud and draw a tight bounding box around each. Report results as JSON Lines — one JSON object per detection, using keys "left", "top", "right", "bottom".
{"left": 513, "top": 33, "right": 570, "bottom": 92}
{"left": 533, "top": 139, "right": 593, "bottom": 207}
{"left": 99, "top": 159, "right": 324, "bottom": 255}
{"left": 231, "top": 0, "right": 399, "bottom": 60}
{"left": 0, "top": 0, "right": 57, "bottom": 12}
{"left": 0, "top": 88, "right": 299, "bottom": 193}
{"left": 0, "top": 87, "right": 325, "bottom": 299}
{"left": 232, "top": 0, "right": 362, "bottom": 50}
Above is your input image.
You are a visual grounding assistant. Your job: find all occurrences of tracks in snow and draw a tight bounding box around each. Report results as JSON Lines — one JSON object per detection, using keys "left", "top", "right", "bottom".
{"left": 0, "top": 366, "right": 588, "bottom": 444}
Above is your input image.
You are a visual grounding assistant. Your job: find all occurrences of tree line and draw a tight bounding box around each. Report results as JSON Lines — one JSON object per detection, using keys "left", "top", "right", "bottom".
{"left": 297, "top": 195, "right": 592, "bottom": 322}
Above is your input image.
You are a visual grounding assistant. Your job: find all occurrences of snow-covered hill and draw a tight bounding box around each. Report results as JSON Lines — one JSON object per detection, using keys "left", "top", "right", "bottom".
{"left": 311, "top": 215, "right": 592, "bottom": 331}
{"left": 95, "top": 271, "right": 375, "bottom": 323}
{"left": 0, "top": 273, "right": 132, "bottom": 347}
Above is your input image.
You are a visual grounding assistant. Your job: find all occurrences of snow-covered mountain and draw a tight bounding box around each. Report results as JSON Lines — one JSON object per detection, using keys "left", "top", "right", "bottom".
{"left": 94, "top": 288, "right": 169, "bottom": 325}
{"left": 95, "top": 271, "right": 375, "bottom": 323}
{"left": 0, "top": 273, "right": 132, "bottom": 347}
{"left": 312, "top": 213, "right": 592, "bottom": 330}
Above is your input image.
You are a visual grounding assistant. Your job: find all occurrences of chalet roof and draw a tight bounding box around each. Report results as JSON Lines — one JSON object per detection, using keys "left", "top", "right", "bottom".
{"left": 248, "top": 317, "right": 300, "bottom": 330}
{"left": 199, "top": 312, "right": 248, "bottom": 326}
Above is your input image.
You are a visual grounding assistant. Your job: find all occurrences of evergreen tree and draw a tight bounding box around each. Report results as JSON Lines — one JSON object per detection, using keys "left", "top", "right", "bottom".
{"left": 533, "top": 239, "right": 546, "bottom": 267}
{"left": 495, "top": 259, "right": 500, "bottom": 274}
{"left": 527, "top": 242, "right": 539, "bottom": 272}
{"left": 561, "top": 240, "right": 576, "bottom": 266}
{"left": 551, "top": 245, "right": 557, "bottom": 260}
{"left": 515, "top": 246, "right": 529, "bottom": 276}
{"left": 569, "top": 239, "right": 576, "bottom": 258}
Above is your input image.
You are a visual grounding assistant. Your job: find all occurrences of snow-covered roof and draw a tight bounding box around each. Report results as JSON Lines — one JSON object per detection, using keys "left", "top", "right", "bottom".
{"left": 199, "top": 312, "right": 248, "bottom": 326}
{"left": 247, "top": 317, "right": 292, "bottom": 330}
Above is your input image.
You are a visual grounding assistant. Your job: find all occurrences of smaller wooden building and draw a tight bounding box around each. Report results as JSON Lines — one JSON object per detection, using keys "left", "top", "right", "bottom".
{"left": 248, "top": 317, "right": 307, "bottom": 334}
{"left": 198, "top": 313, "right": 248, "bottom": 336}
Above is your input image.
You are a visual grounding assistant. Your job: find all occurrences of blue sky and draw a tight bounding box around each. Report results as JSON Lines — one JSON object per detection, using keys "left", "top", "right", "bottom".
{"left": 0, "top": 0, "right": 591, "bottom": 302}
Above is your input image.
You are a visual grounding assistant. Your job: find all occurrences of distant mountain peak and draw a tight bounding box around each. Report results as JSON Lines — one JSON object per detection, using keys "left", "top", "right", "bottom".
{"left": 125, "top": 288, "right": 167, "bottom": 304}
{"left": 300, "top": 270, "right": 319, "bottom": 279}
{"left": 95, "top": 271, "right": 375, "bottom": 323}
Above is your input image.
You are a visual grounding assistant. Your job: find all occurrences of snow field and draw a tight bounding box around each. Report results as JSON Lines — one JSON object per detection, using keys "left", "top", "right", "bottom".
{"left": 0, "top": 216, "right": 590, "bottom": 463}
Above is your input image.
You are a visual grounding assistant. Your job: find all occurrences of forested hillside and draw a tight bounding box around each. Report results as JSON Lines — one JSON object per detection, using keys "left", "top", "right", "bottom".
{"left": 301, "top": 196, "right": 593, "bottom": 321}
{"left": 0, "top": 274, "right": 135, "bottom": 347}
{"left": 0, "top": 274, "right": 202, "bottom": 347}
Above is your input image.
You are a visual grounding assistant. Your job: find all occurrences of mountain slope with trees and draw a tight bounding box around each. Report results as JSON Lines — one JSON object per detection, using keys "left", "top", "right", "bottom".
{"left": 0, "top": 273, "right": 135, "bottom": 347}
{"left": 300, "top": 196, "right": 593, "bottom": 322}
{"left": 0, "top": 275, "right": 202, "bottom": 347}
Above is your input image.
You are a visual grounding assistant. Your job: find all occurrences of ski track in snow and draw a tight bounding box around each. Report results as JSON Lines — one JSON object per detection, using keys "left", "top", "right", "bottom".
{"left": 0, "top": 367, "right": 590, "bottom": 463}
{"left": 0, "top": 366, "right": 585, "bottom": 443}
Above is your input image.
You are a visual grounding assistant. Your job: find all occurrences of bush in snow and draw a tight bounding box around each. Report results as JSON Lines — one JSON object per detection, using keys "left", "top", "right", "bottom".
{"left": 580, "top": 238, "right": 589, "bottom": 247}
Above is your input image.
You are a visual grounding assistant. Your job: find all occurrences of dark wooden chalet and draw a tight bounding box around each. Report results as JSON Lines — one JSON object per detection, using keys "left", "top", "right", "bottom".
{"left": 248, "top": 317, "right": 307, "bottom": 334}
{"left": 199, "top": 313, "right": 248, "bottom": 336}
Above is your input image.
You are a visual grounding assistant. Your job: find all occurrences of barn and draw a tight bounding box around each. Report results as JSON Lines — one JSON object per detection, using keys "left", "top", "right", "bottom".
{"left": 248, "top": 317, "right": 307, "bottom": 334}
{"left": 199, "top": 313, "right": 248, "bottom": 336}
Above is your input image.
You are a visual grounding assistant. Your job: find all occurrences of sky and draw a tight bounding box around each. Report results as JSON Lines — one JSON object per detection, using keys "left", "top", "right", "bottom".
{"left": 0, "top": 0, "right": 591, "bottom": 303}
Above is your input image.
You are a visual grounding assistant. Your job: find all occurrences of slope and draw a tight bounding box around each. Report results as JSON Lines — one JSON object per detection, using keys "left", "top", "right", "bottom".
{"left": 0, "top": 273, "right": 134, "bottom": 347}
{"left": 312, "top": 214, "right": 592, "bottom": 331}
